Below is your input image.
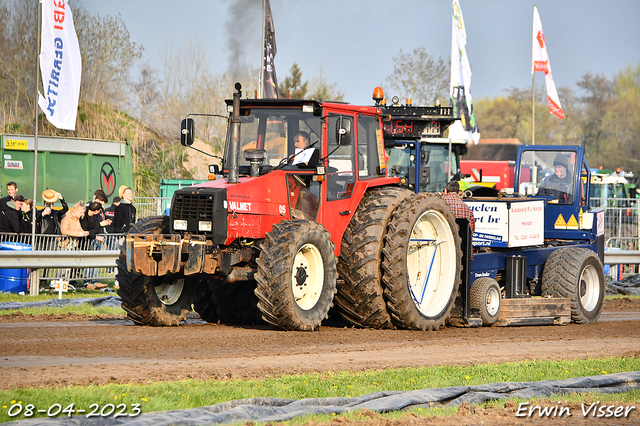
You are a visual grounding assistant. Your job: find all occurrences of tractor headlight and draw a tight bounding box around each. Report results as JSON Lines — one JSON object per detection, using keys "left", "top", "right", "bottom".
{"left": 174, "top": 220, "right": 187, "bottom": 231}
{"left": 198, "top": 221, "right": 212, "bottom": 232}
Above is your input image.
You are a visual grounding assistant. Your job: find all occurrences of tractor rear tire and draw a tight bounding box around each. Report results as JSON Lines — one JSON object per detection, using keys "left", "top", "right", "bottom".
{"left": 542, "top": 247, "right": 605, "bottom": 324}
{"left": 116, "top": 216, "right": 198, "bottom": 326}
{"left": 255, "top": 219, "right": 337, "bottom": 331}
{"left": 336, "top": 187, "right": 412, "bottom": 328}
{"left": 382, "top": 193, "right": 462, "bottom": 330}
{"left": 470, "top": 277, "right": 501, "bottom": 326}
{"left": 211, "top": 280, "right": 264, "bottom": 325}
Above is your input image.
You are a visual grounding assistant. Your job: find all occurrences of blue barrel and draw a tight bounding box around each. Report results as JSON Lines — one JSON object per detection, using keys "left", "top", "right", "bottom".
{"left": 0, "top": 242, "right": 31, "bottom": 294}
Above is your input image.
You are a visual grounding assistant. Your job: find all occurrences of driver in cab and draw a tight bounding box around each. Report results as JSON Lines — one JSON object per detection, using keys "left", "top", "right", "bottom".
{"left": 536, "top": 153, "right": 574, "bottom": 204}
{"left": 291, "top": 131, "right": 319, "bottom": 168}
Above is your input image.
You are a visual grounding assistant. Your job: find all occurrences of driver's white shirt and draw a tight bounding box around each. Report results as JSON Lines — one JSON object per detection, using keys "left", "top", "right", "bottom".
{"left": 292, "top": 148, "right": 314, "bottom": 165}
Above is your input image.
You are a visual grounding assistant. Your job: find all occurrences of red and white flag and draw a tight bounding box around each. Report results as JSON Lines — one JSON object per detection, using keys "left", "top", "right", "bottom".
{"left": 532, "top": 6, "right": 564, "bottom": 120}
{"left": 38, "top": 0, "right": 82, "bottom": 130}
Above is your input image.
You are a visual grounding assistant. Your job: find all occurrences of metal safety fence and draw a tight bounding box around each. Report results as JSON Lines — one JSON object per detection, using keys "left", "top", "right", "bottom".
{"left": 135, "top": 197, "right": 172, "bottom": 219}
{"left": 590, "top": 197, "right": 640, "bottom": 279}
{"left": 0, "top": 233, "right": 122, "bottom": 291}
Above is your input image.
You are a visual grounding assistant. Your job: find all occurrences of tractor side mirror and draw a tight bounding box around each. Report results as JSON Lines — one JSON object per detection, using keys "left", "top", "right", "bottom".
{"left": 336, "top": 117, "right": 352, "bottom": 146}
{"left": 181, "top": 118, "right": 194, "bottom": 147}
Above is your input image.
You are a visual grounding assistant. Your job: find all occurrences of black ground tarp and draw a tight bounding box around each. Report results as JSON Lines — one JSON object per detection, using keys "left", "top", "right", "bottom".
{"left": 0, "top": 296, "right": 122, "bottom": 310}
{"left": 5, "top": 371, "right": 640, "bottom": 426}
{"left": 606, "top": 274, "right": 640, "bottom": 296}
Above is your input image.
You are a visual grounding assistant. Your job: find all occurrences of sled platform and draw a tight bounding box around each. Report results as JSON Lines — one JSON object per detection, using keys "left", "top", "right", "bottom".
{"left": 494, "top": 297, "right": 572, "bottom": 326}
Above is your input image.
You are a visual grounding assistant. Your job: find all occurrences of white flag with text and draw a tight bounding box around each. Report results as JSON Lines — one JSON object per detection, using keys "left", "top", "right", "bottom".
{"left": 38, "top": 0, "right": 82, "bottom": 130}
{"left": 532, "top": 6, "right": 564, "bottom": 120}
{"left": 450, "top": 0, "right": 480, "bottom": 143}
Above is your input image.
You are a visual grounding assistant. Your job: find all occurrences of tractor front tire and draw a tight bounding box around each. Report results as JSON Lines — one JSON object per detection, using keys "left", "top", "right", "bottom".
{"left": 542, "top": 247, "right": 605, "bottom": 324}
{"left": 336, "top": 187, "right": 412, "bottom": 328}
{"left": 382, "top": 193, "right": 462, "bottom": 330}
{"left": 116, "top": 216, "right": 198, "bottom": 326}
{"left": 255, "top": 220, "right": 337, "bottom": 331}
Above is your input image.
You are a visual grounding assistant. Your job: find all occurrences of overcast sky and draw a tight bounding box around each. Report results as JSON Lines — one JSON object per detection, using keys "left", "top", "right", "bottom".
{"left": 83, "top": 0, "right": 640, "bottom": 106}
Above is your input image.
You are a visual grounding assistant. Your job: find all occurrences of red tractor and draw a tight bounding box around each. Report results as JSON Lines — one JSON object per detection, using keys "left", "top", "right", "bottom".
{"left": 117, "top": 84, "right": 464, "bottom": 331}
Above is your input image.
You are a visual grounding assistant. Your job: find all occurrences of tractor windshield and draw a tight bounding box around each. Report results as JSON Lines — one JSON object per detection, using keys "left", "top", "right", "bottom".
{"left": 518, "top": 149, "right": 577, "bottom": 204}
{"left": 386, "top": 143, "right": 459, "bottom": 192}
{"left": 224, "top": 108, "right": 323, "bottom": 168}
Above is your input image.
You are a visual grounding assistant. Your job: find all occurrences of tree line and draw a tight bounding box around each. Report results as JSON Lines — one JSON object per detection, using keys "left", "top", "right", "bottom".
{"left": 1, "top": 1, "right": 639, "bottom": 195}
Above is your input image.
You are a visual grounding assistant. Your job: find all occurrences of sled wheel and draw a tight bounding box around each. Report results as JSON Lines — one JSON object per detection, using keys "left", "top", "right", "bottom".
{"left": 336, "top": 187, "right": 412, "bottom": 328}
{"left": 470, "top": 277, "right": 501, "bottom": 325}
{"left": 382, "top": 193, "right": 462, "bottom": 330}
{"left": 542, "top": 247, "right": 605, "bottom": 324}
{"left": 255, "top": 219, "right": 337, "bottom": 331}
{"left": 116, "top": 216, "right": 197, "bottom": 326}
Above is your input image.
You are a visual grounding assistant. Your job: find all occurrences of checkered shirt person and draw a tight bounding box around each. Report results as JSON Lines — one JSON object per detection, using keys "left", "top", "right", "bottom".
{"left": 442, "top": 181, "right": 475, "bottom": 259}
{"left": 442, "top": 193, "right": 475, "bottom": 235}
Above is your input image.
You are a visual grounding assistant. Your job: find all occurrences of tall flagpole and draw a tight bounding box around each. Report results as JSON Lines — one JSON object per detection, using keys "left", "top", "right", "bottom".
{"left": 532, "top": 73, "right": 535, "bottom": 146}
{"left": 29, "top": 0, "right": 42, "bottom": 295}
{"left": 258, "top": 0, "right": 266, "bottom": 98}
{"left": 32, "top": 0, "right": 42, "bottom": 246}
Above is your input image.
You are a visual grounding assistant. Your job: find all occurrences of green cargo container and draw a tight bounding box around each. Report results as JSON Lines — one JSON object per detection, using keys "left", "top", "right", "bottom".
{"left": 160, "top": 179, "right": 208, "bottom": 201}
{"left": 1, "top": 134, "right": 133, "bottom": 206}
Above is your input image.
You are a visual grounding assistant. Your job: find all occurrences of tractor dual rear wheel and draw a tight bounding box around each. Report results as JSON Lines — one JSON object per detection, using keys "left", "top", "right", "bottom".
{"left": 116, "top": 216, "right": 205, "bottom": 326}
{"left": 542, "top": 247, "right": 605, "bottom": 324}
{"left": 255, "top": 219, "right": 337, "bottom": 331}
{"left": 336, "top": 187, "right": 412, "bottom": 329}
{"left": 382, "top": 193, "right": 462, "bottom": 330}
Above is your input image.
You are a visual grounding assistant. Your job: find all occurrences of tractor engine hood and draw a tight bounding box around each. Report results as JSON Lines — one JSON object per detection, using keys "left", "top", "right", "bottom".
{"left": 170, "top": 171, "right": 292, "bottom": 245}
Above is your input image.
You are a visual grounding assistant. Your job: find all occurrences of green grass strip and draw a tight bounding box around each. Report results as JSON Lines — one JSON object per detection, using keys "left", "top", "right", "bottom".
{"left": 1, "top": 356, "right": 639, "bottom": 422}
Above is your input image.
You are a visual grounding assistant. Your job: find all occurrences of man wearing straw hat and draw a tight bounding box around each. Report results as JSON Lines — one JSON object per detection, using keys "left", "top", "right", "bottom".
{"left": 40, "top": 189, "right": 68, "bottom": 235}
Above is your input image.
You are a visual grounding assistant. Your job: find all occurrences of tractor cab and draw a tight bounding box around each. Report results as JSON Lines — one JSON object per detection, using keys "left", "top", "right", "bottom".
{"left": 514, "top": 145, "right": 602, "bottom": 242}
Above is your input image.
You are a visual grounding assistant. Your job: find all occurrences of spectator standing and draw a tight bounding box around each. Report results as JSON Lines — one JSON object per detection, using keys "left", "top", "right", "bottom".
{"left": 80, "top": 201, "right": 107, "bottom": 290}
{"left": 104, "top": 196, "right": 120, "bottom": 233}
{"left": 60, "top": 201, "right": 89, "bottom": 239}
{"left": 59, "top": 201, "right": 89, "bottom": 288}
{"left": 113, "top": 186, "right": 136, "bottom": 233}
{"left": 20, "top": 198, "right": 38, "bottom": 234}
{"left": 40, "top": 190, "right": 68, "bottom": 235}
{"left": 0, "top": 194, "right": 24, "bottom": 233}
{"left": 0, "top": 181, "right": 18, "bottom": 212}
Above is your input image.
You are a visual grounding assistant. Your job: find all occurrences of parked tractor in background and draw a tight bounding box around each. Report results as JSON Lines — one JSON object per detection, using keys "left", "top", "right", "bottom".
{"left": 117, "top": 86, "right": 605, "bottom": 332}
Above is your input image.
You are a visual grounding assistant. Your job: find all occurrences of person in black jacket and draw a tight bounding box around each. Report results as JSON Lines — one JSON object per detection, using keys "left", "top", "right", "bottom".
{"left": 19, "top": 199, "right": 38, "bottom": 234}
{"left": 113, "top": 186, "right": 136, "bottom": 233}
{"left": 0, "top": 194, "right": 24, "bottom": 233}
{"left": 104, "top": 197, "right": 120, "bottom": 233}
{"left": 0, "top": 181, "right": 18, "bottom": 213}
{"left": 39, "top": 190, "right": 68, "bottom": 235}
{"left": 80, "top": 201, "right": 107, "bottom": 289}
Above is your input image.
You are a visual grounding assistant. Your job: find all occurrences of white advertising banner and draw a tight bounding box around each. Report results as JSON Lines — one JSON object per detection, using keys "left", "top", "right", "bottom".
{"left": 38, "top": 0, "right": 82, "bottom": 130}
{"left": 466, "top": 200, "right": 544, "bottom": 248}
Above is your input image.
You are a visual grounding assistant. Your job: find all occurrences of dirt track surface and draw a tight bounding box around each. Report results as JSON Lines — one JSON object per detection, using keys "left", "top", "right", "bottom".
{"left": 0, "top": 298, "right": 638, "bottom": 392}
